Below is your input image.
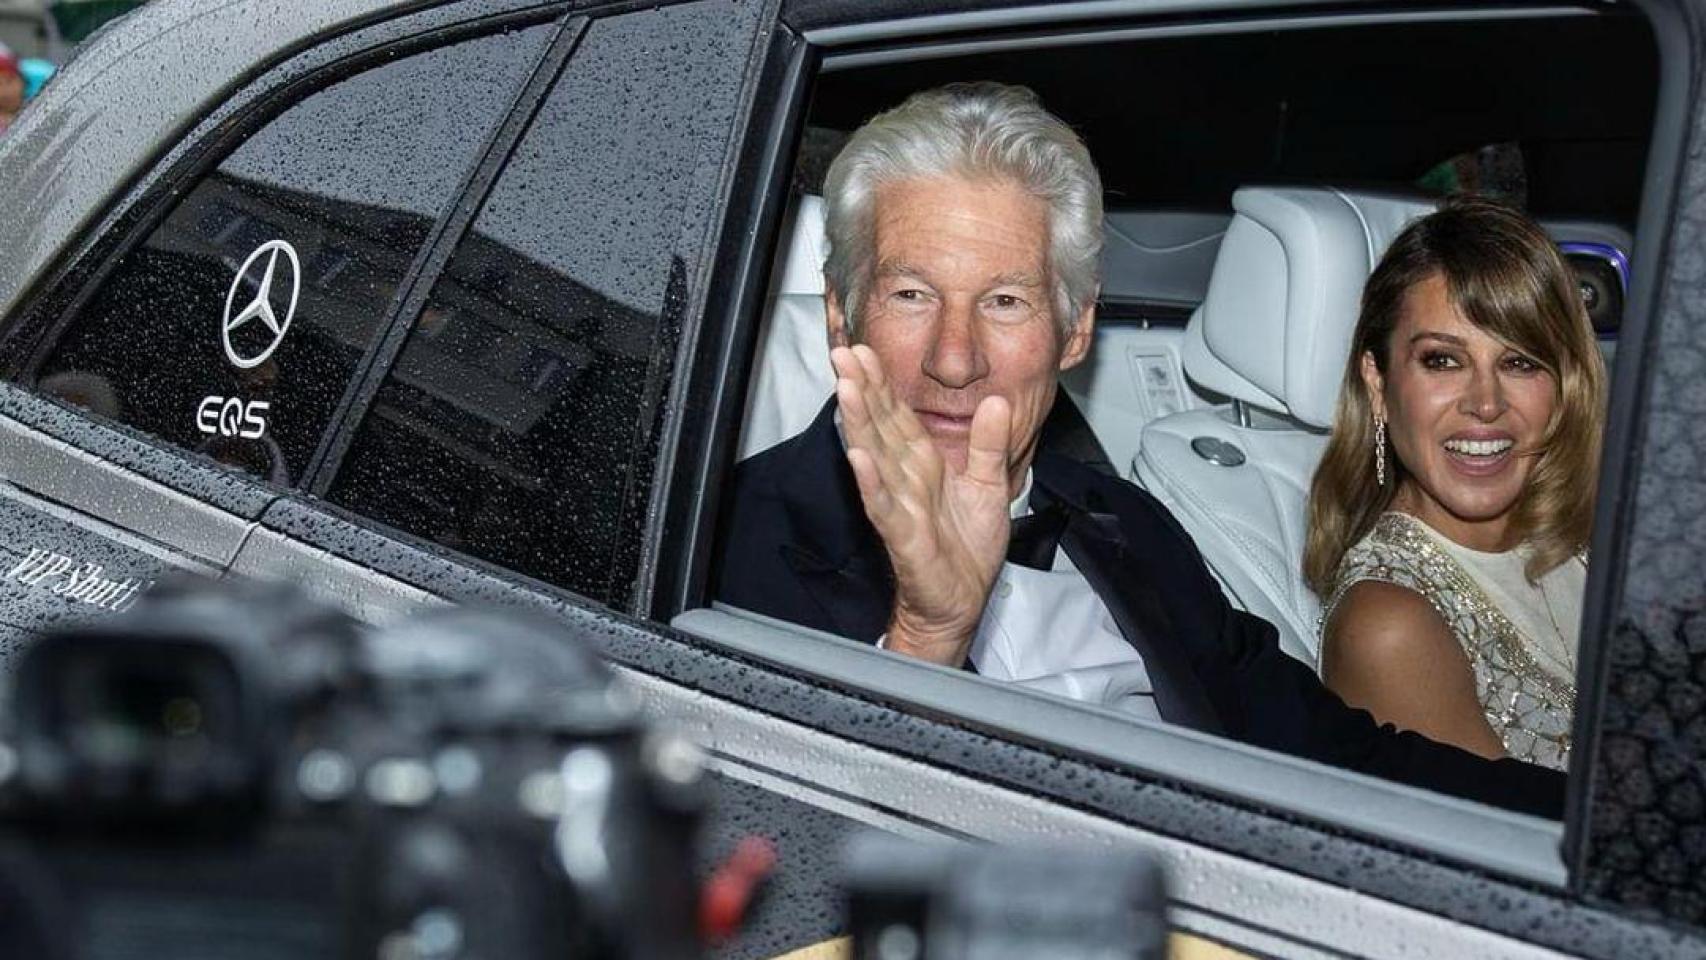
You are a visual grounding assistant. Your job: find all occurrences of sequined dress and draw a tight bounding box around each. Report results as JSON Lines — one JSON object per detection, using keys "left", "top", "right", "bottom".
{"left": 1323, "top": 512, "right": 1582, "bottom": 770}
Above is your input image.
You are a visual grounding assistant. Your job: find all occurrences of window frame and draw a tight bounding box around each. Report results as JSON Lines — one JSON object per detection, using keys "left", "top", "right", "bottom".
{"left": 1564, "top": 0, "right": 1706, "bottom": 921}
{"left": 294, "top": 12, "right": 593, "bottom": 495}
{"left": 0, "top": 0, "right": 784, "bottom": 613}
{"left": 651, "top": 0, "right": 1698, "bottom": 926}
{"left": 311, "top": 0, "right": 784, "bottom": 610}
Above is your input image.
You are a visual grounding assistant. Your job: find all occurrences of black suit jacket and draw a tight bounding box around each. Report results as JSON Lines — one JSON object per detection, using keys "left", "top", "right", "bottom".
{"left": 713, "top": 401, "right": 1565, "bottom": 817}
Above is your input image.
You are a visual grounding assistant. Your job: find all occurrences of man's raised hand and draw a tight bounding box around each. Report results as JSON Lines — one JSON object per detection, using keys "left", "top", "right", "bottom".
{"left": 831, "top": 344, "right": 1014, "bottom": 667}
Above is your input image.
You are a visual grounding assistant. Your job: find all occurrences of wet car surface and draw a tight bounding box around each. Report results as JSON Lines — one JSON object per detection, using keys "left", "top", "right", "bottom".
{"left": 2, "top": 0, "right": 1706, "bottom": 957}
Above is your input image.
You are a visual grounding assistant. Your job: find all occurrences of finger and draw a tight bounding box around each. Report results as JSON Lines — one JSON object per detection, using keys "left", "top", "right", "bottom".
{"left": 845, "top": 447, "right": 889, "bottom": 516}
{"left": 850, "top": 345, "right": 932, "bottom": 453}
{"left": 848, "top": 447, "right": 919, "bottom": 542}
{"left": 848, "top": 393, "right": 944, "bottom": 530}
{"left": 850, "top": 343, "right": 888, "bottom": 392}
{"left": 836, "top": 376, "right": 875, "bottom": 447}
{"left": 847, "top": 344, "right": 899, "bottom": 431}
{"left": 840, "top": 377, "right": 920, "bottom": 494}
{"left": 830, "top": 345, "right": 864, "bottom": 387}
{"left": 835, "top": 347, "right": 892, "bottom": 452}
{"left": 965, "top": 395, "right": 1013, "bottom": 490}
{"left": 841, "top": 357, "right": 914, "bottom": 462}
{"left": 850, "top": 344, "right": 917, "bottom": 443}
{"left": 839, "top": 346, "right": 940, "bottom": 499}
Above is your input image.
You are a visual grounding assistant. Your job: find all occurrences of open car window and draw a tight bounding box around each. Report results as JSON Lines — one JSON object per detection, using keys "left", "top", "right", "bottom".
{"left": 678, "top": 1, "right": 1660, "bottom": 877}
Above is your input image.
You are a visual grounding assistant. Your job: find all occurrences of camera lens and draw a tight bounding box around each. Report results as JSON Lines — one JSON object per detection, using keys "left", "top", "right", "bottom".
{"left": 59, "top": 648, "right": 237, "bottom": 772}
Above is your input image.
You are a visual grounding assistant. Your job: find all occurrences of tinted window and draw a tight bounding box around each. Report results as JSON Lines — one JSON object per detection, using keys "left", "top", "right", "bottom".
{"left": 34, "top": 25, "right": 553, "bottom": 486}
{"left": 329, "top": 0, "right": 760, "bottom": 607}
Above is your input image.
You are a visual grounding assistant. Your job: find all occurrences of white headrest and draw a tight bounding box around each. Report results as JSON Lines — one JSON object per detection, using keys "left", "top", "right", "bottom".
{"left": 1186, "top": 187, "right": 1435, "bottom": 428}
{"left": 737, "top": 196, "right": 835, "bottom": 461}
{"left": 775, "top": 194, "right": 828, "bottom": 297}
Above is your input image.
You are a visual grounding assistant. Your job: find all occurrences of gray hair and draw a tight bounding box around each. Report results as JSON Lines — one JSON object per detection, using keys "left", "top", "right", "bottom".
{"left": 821, "top": 82, "right": 1103, "bottom": 339}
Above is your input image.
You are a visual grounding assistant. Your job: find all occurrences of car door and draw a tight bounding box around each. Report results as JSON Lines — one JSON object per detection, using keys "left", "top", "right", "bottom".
{"left": 8, "top": 1, "right": 1706, "bottom": 959}
{"left": 218, "top": 0, "right": 1706, "bottom": 957}
{"left": 209, "top": 2, "right": 868, "bottom": 956}
{"left": 227, "top": 4, "right": 1706, "bottom": 960}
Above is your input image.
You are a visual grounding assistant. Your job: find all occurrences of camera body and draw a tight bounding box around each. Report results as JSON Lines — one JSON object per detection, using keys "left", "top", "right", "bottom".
{"left": 0, "top": 580, "right": 704, "bottom": 960}
{"left": 845, "top": 832, "right": 1168, "bottom": 960}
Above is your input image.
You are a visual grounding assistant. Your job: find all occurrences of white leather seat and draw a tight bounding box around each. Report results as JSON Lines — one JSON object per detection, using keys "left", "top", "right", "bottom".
{"left": 738, "top": 195, "right": 836, "bottom": 462}
{"left": 1134, "top": 187, "right": 1435, "bottom": 666}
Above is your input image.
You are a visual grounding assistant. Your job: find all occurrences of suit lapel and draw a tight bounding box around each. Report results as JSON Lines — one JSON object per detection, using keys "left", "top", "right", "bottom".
{"left": 1035, "top": 458, "right": 1226, "bottom": 735}
{"left": 779, "top": 543, "right": 893, "bottom": 642}
{"left": 771, "top": 401, "right": 895, "bottom": 642}
{"left": 768, "top": 401, "right": 979, "bottom": 675}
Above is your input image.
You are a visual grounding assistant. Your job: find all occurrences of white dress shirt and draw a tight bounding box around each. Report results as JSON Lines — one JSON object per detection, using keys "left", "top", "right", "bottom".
{"left": 967, "top": 471, "right": 1158, "bottom": 720}
{"left": 876, "top": 469, "right": 1158, "bottom": 720}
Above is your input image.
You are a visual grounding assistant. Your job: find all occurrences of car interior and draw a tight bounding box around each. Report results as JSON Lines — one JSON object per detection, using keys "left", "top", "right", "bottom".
{"left": 718, "top": 6, "right": 1655, "bottom": 736}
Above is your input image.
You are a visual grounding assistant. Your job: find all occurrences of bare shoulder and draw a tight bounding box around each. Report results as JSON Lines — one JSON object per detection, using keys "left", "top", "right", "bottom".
{"left": 1320, "top": 577, "right": 1503, "bottom": 757}
{"left": 1322, "top": 580, "right": 1465, "bottom": 683}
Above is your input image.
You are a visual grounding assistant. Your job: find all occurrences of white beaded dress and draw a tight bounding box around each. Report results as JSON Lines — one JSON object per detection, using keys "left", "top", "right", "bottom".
{"left": 1323, "top": 512, "right": 1583, "bottom": 771}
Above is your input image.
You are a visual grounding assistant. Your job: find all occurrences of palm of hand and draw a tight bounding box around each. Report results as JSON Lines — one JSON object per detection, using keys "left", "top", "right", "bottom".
{"left": 831, "top": 345, "right": 1015, "bottom": 663}
{"left": 886, "top": 451, "right": 1011, "bottom": 637}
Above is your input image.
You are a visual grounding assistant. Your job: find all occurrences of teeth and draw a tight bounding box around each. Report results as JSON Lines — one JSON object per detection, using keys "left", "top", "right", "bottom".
{"left": 1444, "top": 438, "right": 1513, "bottom": 456}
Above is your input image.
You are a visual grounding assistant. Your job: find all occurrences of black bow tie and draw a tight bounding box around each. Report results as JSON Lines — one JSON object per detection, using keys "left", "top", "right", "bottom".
{"left": 1007, "top": 501, "right": 1072, "bottom": 571}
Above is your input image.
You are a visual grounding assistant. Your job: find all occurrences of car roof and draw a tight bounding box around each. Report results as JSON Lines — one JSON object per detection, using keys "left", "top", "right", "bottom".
{"left": 0, "top": 0, "right": 419, "bottom": 320}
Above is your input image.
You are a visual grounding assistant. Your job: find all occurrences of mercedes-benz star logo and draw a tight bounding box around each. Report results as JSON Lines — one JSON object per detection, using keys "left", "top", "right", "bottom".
{"left": 222, "top": 239, "right": 301, "bottom": 369}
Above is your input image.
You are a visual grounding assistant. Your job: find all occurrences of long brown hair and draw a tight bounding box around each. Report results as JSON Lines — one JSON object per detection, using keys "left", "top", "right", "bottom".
{"left": 1303, "top": 196, "right": 1606, "bottom": 595}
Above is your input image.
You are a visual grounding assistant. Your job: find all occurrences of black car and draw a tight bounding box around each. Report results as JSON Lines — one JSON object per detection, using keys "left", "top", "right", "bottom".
{"left": 0, "top": 0, "right": 1700, "bottom": 956}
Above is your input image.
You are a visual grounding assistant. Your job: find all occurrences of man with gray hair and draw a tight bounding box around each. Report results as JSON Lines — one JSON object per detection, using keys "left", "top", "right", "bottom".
{"left": 714, "top": 83, "right": 1561, "bottom": 815}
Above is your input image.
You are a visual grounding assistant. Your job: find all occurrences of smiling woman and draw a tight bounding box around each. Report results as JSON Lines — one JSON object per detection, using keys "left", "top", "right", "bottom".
{"left": 1305, "top": 196, "right": 1607, "bottom": 769}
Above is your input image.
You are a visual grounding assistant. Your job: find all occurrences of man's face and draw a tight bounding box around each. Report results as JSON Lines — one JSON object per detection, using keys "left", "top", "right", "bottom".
{"left": 828, "top": 176, "right": 1093, "bottom": 487}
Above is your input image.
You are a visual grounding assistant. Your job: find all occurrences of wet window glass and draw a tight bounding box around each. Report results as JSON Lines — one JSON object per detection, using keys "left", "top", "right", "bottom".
{"left": 328, "top": 0, "right": 758, "bottom": 608}
{"left": 34, "top": 25, "right": 554, "bottom": 487}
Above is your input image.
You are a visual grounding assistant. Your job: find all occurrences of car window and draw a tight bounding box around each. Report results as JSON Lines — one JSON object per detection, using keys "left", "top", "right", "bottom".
{"left": 699, "top": 7, "right": 1656, "bottom": 832}
{"left": 30, "top": 24, "right": 554, "bottom": 487}
{"left": 326, "top": 0, "right": 759, "bottom": 609}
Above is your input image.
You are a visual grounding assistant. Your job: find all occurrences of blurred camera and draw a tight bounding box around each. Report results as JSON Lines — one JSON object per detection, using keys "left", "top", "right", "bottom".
{"left": 844, "top": 832, "right": 1168, "bottom": 960}
{"left": 0, "top": 579, "right": 705, "bottom": 960}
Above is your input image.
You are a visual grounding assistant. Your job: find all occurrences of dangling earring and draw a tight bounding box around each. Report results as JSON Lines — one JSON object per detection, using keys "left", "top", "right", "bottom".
{"left": 1374, "top": 416, "right": 1388, "bottom": 488}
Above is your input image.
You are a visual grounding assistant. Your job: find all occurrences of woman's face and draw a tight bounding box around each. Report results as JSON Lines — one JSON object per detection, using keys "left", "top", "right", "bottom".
{"left": 1361, "top": 272, "right": 1557, "bottom": 551}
